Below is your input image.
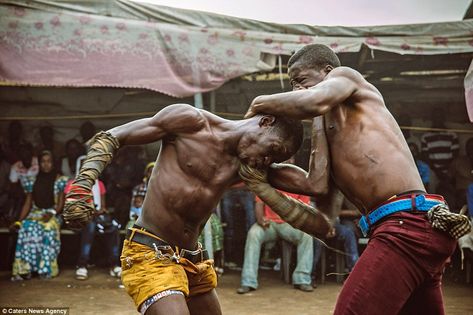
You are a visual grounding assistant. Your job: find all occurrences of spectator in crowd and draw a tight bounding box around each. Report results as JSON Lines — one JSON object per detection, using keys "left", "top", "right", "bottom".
{"left": 0, "top": 148, "right": 11, "bottom": 224}
{"left": 397, "top": 113, "right": 420, "bottom": 149}
{"left": 421, "top": 109, "right": 459, "bottom": 179}
{"left": 220, "top": 182, "right": 255, "bottom": 265}
{"left": 9, "top": 143, "right": 39, "bottom": 220}
{"left": 104, "top": 147, "right": 145, "bottom": 226}
{"left": 36, "top": 125, "right": 64, "bottom": 162}
{"left": 237, "top": 169, "right": 314, "bottom": 294}
{"left": 127, "top": 162, "right": 155, "bottom": 229}
{"left": 65, "top": 156, "right": 121, "bottom": 281}
{"left": 60, "top": 139, "right": 84, "bottom": 178}
{"left": 468, "top": 184, "right": 473, "bottom": 218}
{"left": 2, "top": 121, "right": 27, "bottom": 164}
{"left": 449, "top": 138, "right": 473, "bottom": 210}
{"left": 409, "top": 142, "right": 431, "bottom": 192}
{"left": 127, "top": 187, "right": 145, "bottom": 229}
{"left": 10, "top": 151, "right": 67, "bottom": 281}
{"left": 9, "top": 143, "right": 39, "bottom": 184}
{"left": 312, "top": 201, "right": 360, "bottom": 286}
{"left": 198, "top": 210, "right": 225, "bottom": 275}
{"left": 80, "top": 121, "right": 96, "bottom": 143}
{"left": 132, "top": 161, "right": 155, "bottom": 199}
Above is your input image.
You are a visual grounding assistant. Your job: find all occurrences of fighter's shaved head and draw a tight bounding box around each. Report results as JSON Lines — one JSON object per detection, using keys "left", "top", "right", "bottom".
{"left": 268, "top": 115, "right": 304, "bottom": 158}
{"left": 288, "top": 44, "right": 341, "bottom": 70}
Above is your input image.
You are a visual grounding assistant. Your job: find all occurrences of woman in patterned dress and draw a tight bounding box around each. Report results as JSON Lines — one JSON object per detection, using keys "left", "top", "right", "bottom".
{"left": 11, "top": 150, "right": 68, "bottom": 280}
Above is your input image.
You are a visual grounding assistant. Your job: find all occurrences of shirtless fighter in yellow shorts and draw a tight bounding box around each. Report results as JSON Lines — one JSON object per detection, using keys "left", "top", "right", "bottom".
{"left": 62, "top": 104, "right": 331, "bottom": 315}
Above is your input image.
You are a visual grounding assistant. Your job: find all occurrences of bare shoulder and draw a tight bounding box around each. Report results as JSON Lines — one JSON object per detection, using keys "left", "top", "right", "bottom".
{"left": 155, "top": 103, "right": 207, "bottom": 134}
{"left": 326, "top": 66, "right": 364, "bottom": 82}
{"left": 159, "top": 103, "right": 202, "bottom": 118}
{"left": 329, "top": 67, "right": 381, "bottom": 98}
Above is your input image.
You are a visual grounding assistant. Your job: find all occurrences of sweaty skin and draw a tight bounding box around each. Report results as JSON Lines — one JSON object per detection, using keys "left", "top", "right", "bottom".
{"left": 246, "top": 65, "right": 425, "bottom": 214}
{"left": 109, "top": 104, "right": 296, "bottom": 250}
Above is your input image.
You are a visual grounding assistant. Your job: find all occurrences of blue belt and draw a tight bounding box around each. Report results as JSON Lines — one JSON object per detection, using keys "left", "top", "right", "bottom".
{"left": 358, "top": 194, "right": 444, "bottom": 237}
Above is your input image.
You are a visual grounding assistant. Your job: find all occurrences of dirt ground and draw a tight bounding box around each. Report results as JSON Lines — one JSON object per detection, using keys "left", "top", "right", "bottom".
{"left": 0, "top": 268, "right": 472, "bottom": 315}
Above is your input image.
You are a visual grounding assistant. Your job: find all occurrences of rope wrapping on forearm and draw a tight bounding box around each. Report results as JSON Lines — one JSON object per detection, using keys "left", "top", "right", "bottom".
{"left": 63, "top": 131, "right": 120, "bottom": 228}
{"left": 239, "top": 164, "right": 331, "bottom": 238}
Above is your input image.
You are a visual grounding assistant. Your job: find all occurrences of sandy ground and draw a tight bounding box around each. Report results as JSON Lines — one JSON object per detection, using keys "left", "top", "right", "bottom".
{"left": 0, "top": 268, "right": 472, "bottom": 315}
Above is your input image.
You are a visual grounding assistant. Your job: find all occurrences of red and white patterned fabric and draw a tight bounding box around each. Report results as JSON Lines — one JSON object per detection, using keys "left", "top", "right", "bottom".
{"left": 1, "top": 2, "right": 473, "bottom": 97}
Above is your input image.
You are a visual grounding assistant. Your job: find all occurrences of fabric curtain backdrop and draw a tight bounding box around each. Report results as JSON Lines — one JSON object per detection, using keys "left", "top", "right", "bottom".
{"left": 1, "top": 0, "right": 473, "bottom": 98}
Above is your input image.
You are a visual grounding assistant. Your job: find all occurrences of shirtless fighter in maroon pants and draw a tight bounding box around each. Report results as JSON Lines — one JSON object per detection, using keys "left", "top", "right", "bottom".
{"left": 244, "top": 44, "right": 470, "bottom": 315}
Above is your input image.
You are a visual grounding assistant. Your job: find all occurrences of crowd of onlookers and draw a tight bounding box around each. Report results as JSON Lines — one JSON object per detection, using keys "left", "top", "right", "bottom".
{"left": 0, "top": 121, "right": 148, "bottom": 282}
{"left": 402, "top": 110, "right": 473, "bottom": 214}
{"left": 1, "top": 111, "right": 472, "bottom": 289}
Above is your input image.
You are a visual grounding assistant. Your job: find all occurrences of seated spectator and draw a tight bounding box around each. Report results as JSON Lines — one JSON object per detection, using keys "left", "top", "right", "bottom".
{"left": 458, "top": 200, "right": 473, "bottom": 277}
{"left": 65, "top": 155, "right": 121, "bottom": 281}
{"left": 9, "top": 143, "right": 39, "bottom": 184}
{"left": 237, "top": 183, "right": 314, "bottom": 293}
{"left": 104, "top": 147, "right": 145, "bottom": 226}
{"left": 35, "top": 125, "right": 64, "bottom": 164}
{"left": 2, "top": 121, "right": 27, "bottom": 164}
{"left": 421, "top": 109, "right": 459, "bottom": 180}
{"left": 408, "top": 142, "right": 431, "bottom": 192}
{"left": 9, "top": 143, "right": 39, "bottom": 221}
{"left": 127, "top": 187, "right": 145, "bottom": 230}
{"left": 60, "top": 139, "right": 84, "bottom": 178}
{"left": 0, "top": 148, "right": 11, "bottom": 224}
{"left": 80, "top": 121, "right": 96, "bottom": 143}
{"left": 198, "top": 211, "right": 225, "bottom": 275}
{"left": 220, "top": 182, "right": 256, "bottom": 265}
{"left": 10, "top": 151, "right": 67, "bottom": 281}
{"left": 312, "top": 201, "right": 360, "bottom": 286}
{"left": 397, "top": 113, "right": 420, "bottom": 149}
{"left": 466, "top": 184, "right": 473, "bottom": 218}
{"left": 449, "top": 138, "right": 473, "bottom": 210}
{"left": 126, "top": 162, "right": 155, "bottom": 229}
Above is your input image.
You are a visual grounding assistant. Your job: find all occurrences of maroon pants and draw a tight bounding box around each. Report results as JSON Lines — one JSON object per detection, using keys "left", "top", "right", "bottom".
{"left": 334, "top": 211, "right": 456, "bottom": 315}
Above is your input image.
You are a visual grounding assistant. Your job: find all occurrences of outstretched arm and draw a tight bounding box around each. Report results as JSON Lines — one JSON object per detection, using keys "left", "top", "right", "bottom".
{"left": 109, "top": 103, "right": 205, "bottom": 145}
{"left": 240, "top": 164, "right": 332, "bottom": 238}
{"left": 266, "top": 110, "right": 330, "bottom": 195}
{"left": 245, "top": 67, "right": 358, "bottom": 119}
{"left": 267, "top": 163, "right": 315, "bottom": 195}
{"left": 63, "top": 104, "right": 205, "bottom": 228}
{"left": 267, "top": 163, "right": 341, "bottom": 220}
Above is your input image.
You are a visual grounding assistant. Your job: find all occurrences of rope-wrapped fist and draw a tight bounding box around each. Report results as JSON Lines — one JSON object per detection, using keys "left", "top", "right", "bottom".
{"left": 239, "top": 163, "right": 331, "bottom": 238}
{"left": 238, "top": 163, "right": 268, "bottom": 187}
{"left": 62, "top": 184, "right": 95, "bottom": 229}
{"left": 62, "top": 131, "right": 120, "bottom": 229}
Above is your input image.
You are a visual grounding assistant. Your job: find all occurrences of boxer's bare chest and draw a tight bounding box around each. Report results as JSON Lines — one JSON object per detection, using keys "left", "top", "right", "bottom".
{"left": 324, "top": 103, "right": 350, "bottom": 139}
{"left": 166, "top": 131, "right": 239, "bottom": 187}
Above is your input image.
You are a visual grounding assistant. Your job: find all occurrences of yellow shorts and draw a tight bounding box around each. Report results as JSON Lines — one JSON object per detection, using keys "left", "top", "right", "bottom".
{"left": 120, "top": 233, "right": 217, "bottom": 310}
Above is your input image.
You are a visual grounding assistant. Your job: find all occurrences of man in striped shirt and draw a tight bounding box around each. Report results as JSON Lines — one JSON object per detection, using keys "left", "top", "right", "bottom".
{"left": 421, "top": 111, "right": 459, "bottom": 178}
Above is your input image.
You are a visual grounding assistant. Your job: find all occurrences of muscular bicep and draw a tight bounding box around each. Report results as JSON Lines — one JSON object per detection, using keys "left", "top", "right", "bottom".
{"left": 305, "top": 68, "right": 359, "bottom": 114}
{"left": 267, "top": 163, "right": 315, "bottom": 196}
{"left": 248, "top": 67, "right": 359, "bottom": 120}
{"left": 109, "top": 104, "right": 205, "bottom": 145}
{"left": 307, "top": 116, "right": 330, "bottom": 194}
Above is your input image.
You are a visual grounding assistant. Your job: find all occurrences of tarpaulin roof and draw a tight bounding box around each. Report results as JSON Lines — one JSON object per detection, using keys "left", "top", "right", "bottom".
{"left": 1, "top": 0, "right": 473, "bottom": 98}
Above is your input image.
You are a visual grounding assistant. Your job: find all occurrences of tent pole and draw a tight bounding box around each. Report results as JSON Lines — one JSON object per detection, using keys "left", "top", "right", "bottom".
{"left": 210, "top": 91, "right": 216, "bottom": 113}
{"left": 194, "top": 92, "right": 204, "bottom": 109}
